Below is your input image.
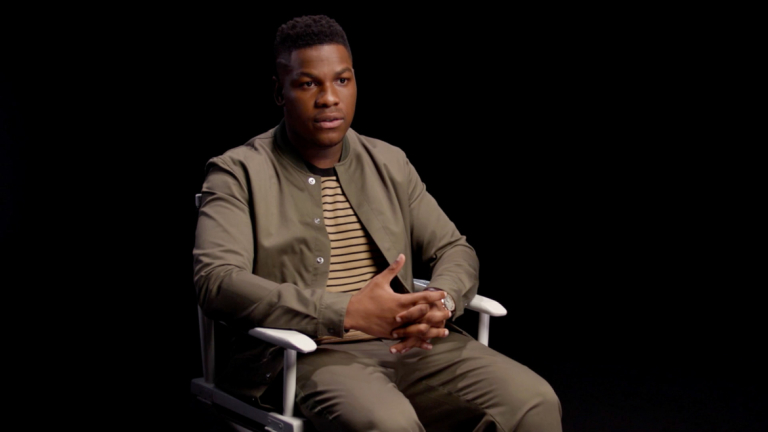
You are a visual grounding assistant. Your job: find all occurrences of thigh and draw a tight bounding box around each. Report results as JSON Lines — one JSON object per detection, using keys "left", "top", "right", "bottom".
{"left": 296, "top": 342, "right": 425, "bottom": 432}
{"left": 397, "top": 332, "right": 561, "bottom": 432}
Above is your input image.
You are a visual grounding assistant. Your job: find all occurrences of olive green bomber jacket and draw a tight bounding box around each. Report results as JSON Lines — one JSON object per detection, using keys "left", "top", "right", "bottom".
{"left": 193, "top": 121, "right": 479, "bottom": 340}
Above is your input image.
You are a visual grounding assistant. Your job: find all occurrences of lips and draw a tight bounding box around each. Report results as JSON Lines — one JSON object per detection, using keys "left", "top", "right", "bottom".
{"left": 314, "top": 113, "right": 344, "bottom": 129}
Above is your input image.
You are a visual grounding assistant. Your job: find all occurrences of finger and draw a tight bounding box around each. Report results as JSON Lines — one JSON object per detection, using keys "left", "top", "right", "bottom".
{"left": 391, "top": 323, "right": 430, "bottom": 338}
{"left": 392, "top": 325, "right": 449, "bottom": 340}
{"left": 402, "top": 289, "right": 445, "bottom": 307}
{"left": 390, "top": 336, "right": 429, "bottom": 354}
{"left": 417, "top": 308, "right": 451, "bottom": 325}
{"left": 395, "top": 303, "right": 430, "bottom": 323}
{"left": 376, "top": 253, "right": 405, "bottom": 284}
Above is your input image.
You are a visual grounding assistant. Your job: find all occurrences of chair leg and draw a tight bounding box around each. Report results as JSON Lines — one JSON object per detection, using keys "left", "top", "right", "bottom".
{"left": 283, "top": 349, "right": 297, "bottom": 417}
{"left": 478, "top": 312, "right": 490, "bottom": 346}
{"left": 198, "top": 307, "right": 215, "bottom": 384}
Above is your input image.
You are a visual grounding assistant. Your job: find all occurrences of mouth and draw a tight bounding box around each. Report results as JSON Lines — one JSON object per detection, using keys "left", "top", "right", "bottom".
{"left": 314, "top": 114, "right": 344, "bottom": 129}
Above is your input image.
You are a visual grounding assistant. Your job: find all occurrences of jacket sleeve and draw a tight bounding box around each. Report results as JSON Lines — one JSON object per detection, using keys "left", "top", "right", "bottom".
{"left": 192, "top": 156, "right": 352, "bottom": 338}
{"left": 405, "top": 157, "right": 479, "bottom": 320}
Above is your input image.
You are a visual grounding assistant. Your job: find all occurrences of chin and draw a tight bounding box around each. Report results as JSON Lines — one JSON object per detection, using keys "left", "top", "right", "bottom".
{"left": 312, "top": 129, "right": 347, "bottom": 147}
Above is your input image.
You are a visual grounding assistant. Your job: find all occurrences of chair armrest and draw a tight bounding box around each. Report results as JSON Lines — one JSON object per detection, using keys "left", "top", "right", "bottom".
{"left": 247, "top": 328, "right": 318, "bottom": 353}
{"left": 466, "top": 295, "right": 507, "bottom": 317}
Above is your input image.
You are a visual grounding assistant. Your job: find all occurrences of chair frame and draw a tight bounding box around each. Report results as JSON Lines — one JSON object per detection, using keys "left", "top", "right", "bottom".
{"left": 190, "top": 194, "right": 507, "bottom": 432}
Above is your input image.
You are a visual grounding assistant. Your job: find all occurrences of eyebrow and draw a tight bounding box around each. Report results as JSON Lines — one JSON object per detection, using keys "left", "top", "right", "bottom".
{"left": 296, "top": 67, "right": 353, "bottom": 79}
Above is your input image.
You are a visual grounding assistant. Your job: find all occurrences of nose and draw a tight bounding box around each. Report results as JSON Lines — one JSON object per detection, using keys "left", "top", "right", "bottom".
{"left": 315, "top": 83, "right": 340, "bottom": 107}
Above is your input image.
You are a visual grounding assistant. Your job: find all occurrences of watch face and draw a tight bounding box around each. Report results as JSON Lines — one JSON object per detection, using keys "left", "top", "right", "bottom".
{"left": 443, "top": 294, "right": 456, "bottom": 312}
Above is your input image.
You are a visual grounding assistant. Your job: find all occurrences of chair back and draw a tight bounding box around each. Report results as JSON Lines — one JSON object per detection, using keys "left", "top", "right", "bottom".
{"left": 195, "top": 193, "right": 215, "bottom": 384}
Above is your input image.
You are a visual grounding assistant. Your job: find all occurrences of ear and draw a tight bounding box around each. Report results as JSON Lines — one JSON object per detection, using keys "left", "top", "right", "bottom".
{"left": 273, "top": 76, "right": 285, "bottom": 107}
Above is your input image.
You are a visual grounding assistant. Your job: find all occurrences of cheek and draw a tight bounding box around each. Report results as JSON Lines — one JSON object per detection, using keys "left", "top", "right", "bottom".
{"left": 344, "top": 89, "right": 358, "bottom": 114}
{"left": 285, "top": 98, "right": 314, "bottom": 121}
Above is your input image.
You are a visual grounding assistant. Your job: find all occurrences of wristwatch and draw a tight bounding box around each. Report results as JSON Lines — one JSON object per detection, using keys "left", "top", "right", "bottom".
{"left": 425, "top": 287, "right": 455, "bottom": 312}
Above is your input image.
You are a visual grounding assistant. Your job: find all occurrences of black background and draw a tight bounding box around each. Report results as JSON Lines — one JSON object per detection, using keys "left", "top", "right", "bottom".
{"left": 1, "top": 5, "right": 763, "bottom": 431}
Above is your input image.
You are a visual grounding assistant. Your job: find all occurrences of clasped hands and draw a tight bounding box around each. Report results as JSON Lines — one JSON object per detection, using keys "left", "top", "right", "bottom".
{"left": 343, "top": 254, "right": 451, "bottom": 354}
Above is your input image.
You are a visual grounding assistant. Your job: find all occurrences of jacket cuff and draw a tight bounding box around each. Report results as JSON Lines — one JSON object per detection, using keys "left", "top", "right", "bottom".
{"left": 317, "top": 292, "right": 354, "bottom": 338}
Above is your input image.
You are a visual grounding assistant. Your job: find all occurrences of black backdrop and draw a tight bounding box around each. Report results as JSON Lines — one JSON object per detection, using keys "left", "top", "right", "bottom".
{"left": 1, "top": 5, "right": 763, "bottom": 431}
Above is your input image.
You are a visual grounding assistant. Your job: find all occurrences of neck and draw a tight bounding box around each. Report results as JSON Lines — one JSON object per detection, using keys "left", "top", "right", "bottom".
{"left": 286, "top": 129, "right": 343, "bottom": 169}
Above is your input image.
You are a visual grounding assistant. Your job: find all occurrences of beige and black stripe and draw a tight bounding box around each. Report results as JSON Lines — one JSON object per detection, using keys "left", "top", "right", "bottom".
{"left": 319, "top": 175, "right": 386, "bottom": 343}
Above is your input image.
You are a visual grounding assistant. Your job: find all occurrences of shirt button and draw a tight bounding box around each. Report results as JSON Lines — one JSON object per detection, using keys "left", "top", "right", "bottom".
{"left": 308, "top": 177, "right": 316, "bottom": 185}
{"left": 314, "top": 218, "right": 321, "bottom": 224}
{"left": 328, "top": 328, "right": 334, "bottom": 334}
{"left": 316, "top": 257, "right": 324, "bottom": 264}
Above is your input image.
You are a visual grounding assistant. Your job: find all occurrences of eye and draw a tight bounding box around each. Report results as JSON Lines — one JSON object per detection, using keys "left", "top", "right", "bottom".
{"left": 338, "top": 78, "right": 349, "bottom": 84}
{"left": 301, "top": 81, "right": 316, "bottom": 88}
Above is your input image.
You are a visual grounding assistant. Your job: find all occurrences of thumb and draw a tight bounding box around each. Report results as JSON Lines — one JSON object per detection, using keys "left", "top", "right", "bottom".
{"left": 377, "top": 253, "right": 405, "bottom": 283}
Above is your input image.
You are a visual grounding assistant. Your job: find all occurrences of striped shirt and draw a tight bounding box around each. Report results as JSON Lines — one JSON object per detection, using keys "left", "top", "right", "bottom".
{"left": 318, "top": 175, "right": 387, "bottom": 343}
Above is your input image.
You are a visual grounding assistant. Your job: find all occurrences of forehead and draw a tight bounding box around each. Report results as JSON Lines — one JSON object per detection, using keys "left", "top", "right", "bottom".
{"left": 279, "top": 44, "right": 353, "bottom": 78}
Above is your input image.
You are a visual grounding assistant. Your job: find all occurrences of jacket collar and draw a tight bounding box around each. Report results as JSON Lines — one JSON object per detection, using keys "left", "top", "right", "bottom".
{"left": 273, "top": 119, "right": 350, "bottom": 173}
{"left": 273, "top": 121, "right": 410, "bottom": 293}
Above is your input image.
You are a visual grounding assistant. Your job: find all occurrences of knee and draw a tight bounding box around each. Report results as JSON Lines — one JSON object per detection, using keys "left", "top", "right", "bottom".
{"left": 488, "top": 369, "right": 561, "bottom": 431}
{"left": 531, "top": 379, "right": 561, "bottom": 415}
{"left": 309, "top": 407, "right": 424, "bottom": 432}
{"left": 510, "top": 378, "right": 562, "bottom": 432}
{"left": 353, "top": 411, "right": 424, "bottom": 432}
{"left": 494, "top": 366, "right": 560, "bottom": 414}
{"left": 298, "top": 389, "right": 424, "bottom": 432}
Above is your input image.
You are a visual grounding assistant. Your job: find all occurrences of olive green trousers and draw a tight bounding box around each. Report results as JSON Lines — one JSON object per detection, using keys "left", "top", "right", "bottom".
{"left": 295, "top": 332, "right": 562, "bottom": 432}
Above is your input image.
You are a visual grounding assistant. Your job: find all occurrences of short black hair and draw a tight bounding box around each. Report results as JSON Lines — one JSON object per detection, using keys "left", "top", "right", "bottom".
{"left": 274, "top": 15, "right": 352, "bottom": 64}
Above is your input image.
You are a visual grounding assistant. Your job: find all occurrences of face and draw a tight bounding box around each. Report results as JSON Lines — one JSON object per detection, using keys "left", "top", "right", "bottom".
{"left": 276, "top": 44, "right": 357, "bottom": 150}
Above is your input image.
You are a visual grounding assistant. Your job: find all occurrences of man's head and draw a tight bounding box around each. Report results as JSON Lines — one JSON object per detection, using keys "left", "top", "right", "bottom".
{"left": 274, "top": 15, "right": 356, "bottom": 152}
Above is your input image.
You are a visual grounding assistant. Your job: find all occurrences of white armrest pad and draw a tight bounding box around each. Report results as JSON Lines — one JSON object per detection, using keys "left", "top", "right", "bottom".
{"left": 414, "top": 279, "right": 430, "bottom": 290}
{"left": 247, "top": 328, "right": 318, "bottom": 353}
{"left": 466, "top": 295, "right": 507, "bottom": 317}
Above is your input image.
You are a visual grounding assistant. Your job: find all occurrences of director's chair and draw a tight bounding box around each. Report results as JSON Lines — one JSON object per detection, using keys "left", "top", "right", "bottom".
{"left": 190, "top": 193, "right": 507, "bottom": 431}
